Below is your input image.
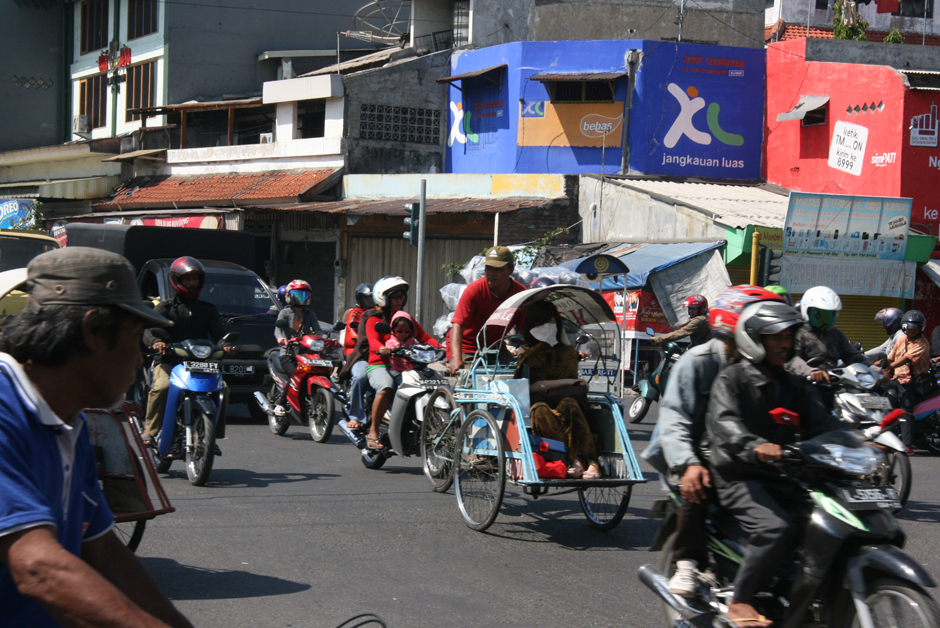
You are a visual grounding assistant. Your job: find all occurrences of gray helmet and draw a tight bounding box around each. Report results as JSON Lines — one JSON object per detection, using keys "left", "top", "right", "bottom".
{"left": 735, "top": 301, "right": 804, "bottom": 363}
{"left": 902, "top": 310, "right": 926, "bottom": 333}
{"left": 355, "top": 283, "right": 374, "bottom": 309}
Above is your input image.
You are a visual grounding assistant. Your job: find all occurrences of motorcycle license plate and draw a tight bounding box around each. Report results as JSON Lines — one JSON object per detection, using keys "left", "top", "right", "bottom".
{"left": 184, "top": 361, "right": 220, "bottom": 374}
{"left": 222, "top": 364, "right": 254, "bottom": 376}
{"left": 858, "top": 395, "right": 892, "bottom": 410}
{"left": 308, "top": 359, "right": 334, "bottom": 367}
{"left": 840, "top": 486, "right": 901, "bottom": 510}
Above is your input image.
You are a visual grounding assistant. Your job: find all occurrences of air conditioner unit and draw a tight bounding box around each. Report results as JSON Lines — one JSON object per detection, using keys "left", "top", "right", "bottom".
{"left": 260, "top": 132, "right": 274, "bottom": 144}
{"left": 72, "top": 114, "right": 89, "bottom": 134}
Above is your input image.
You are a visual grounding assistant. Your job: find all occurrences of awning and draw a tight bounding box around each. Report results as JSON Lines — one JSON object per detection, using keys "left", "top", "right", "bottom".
{"left": 902, "top": 70, "right": 940, "bottom": 91}
{"left": 776, "top": 96, "right": 830, "bottom": 122}
{"left": 559, "top": 241, "right": 725, "bottom": 290}
{"left": 530, "top": 72, "right": 627, "bottom": 82}
{"left": 245, "top": 196, "right": 548, "bottom": 214}
{"left": 436, "top": 64, "right": 507, "bottom": 83}
{"left": 0, "top": 175, "right": 122, "bottom": 200}
{"left": 101, "top": 148, "right": 167, "bottom": 162}
{"left": 921, "top": 259, "right": 940, "bottom": 287}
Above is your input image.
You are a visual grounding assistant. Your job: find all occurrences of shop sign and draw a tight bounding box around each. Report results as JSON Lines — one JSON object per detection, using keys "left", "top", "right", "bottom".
{"left": 0, "top": 200, "right": 31, "bottom": 229}
{"left": 783, "top": 192, "right": 911, "bottom": 261}
{"left": 780, "top": 255, "right": 916, "bottom": 299}
{"left": 828, "top": 120, "right": 868, "bottom": 176}
{"left": 48, "top": 215, "right": 222, "bottom": 246}
{"left": 517, "top": 102, "right": 624, "bottom": 148}
{"left": 910, "top": 104, "right": 938, "bottom": 147}
{"left": 601, "top": 289, "right": 671, "bottom": 334}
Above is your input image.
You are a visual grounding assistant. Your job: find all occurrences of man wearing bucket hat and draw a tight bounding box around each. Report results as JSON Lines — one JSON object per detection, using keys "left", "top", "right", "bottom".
{"left": 448, "top": 246, "right": 527, "bottom": 375}
{"left": 0, "top": 247, "right": 193, "bottom": 628}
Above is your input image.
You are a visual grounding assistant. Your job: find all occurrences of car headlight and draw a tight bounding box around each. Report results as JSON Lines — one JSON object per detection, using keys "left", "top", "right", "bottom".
{"left": 190, "top": 345, "right": 212, "bottom": 359}
{"left": 308, "top": 339, "right": 325, "bottom": 352}
{"left": 812, "top": 443, "right": 884, "bottom": 476}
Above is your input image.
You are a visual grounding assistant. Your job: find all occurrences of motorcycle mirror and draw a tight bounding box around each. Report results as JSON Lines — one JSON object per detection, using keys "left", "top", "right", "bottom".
{"left": 221, "top": 332, "right": 240, "bottom": 343}
{"left": 333, "top": 320, "right": 346, "bottom": 331}
{"left": 806, "top": 356, "right": 826, "bottom": 368}
{"left": 275, "top": 318, "right": 291, "bottom": 330}
{"left": 576, "top": 333, "right": 591, "bottom": 345}
{"left": 150, "top": 327, "right": 170, "bottom": 341}
{"left": 880, "top": 408, "right": 906, "bottom": 430}
{"left": 375, "top": 321, "right": 392, "bottom": 334}
{"left": 769, "top": 407, "right": 801, "bottom": 427}
{"left": 645, "top": 327, "right": 655, "bottom": 336}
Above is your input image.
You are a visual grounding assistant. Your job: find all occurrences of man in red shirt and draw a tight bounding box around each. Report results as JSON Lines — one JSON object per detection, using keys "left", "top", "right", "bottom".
{"left": 447, "top": 246, "right": 528, "bottom": 374}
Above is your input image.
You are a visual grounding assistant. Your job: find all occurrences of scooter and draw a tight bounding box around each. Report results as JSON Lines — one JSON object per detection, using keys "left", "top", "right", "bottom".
{"left": 627, "top": 327, "right": 685, "bottom": 424}
{"left": 641, "top": 410, "right": 940, "bottom": 628}
{"left": 337, "top": 323, "right": 450, "bottom": 470}
{"left": 149, "top": 328, "right": 238, "bottom": 486}
{"left": 908, "top": 361, "right": 940, "bottom": 455}
{"left": 254, "top": 318, "right": 343, "bottom": 442}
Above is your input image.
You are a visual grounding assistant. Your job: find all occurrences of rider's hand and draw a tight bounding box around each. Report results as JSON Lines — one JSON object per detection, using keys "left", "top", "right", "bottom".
{"left": 278, "top": 338, "right": 288, "bottom": 346}
{"left": 152, "top": 341, "right": 167, "bottom": 355}
{"left": 650, "top": 336, "right": 661, "bottom": 345}
{"left": 223, "top": 345, "right": 236, "bottom": 356}
{"left": 679, "top": 465, "right": 711, "bottom": 504}
{"left": 448, "top": 356, "right": 462, "bottom": 375}
{"left": 810, "top": 370, "right": 830, "bottom": 383}
{"left": 754, "top": 443, "right": 783, "bottom": 463}
{"left": 378, "top": 347, "right": 392, "bottom": 356}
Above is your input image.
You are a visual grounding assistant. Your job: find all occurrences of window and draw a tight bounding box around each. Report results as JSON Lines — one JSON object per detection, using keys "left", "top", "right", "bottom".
{"left": 551, "top": 80, "right": 614, "bottom": 103}
{"left": 80, "top": 0, "right": 109, "bottom": 56}
{"left": 814, "top": 0, "right": 828, "bottom": 9}
{"left": 802, "top": 104, "right": 827, "bottom": 127}
{"left": 894, "top": 0, "right": 932, "bottom": 18}
{"left": 79, "top": 74, "right": 107, "bottom": 129}
{"left": 125, "top": 61, "right": 155, "bottom": 122}
{"left": 359, "top": 105, "right": 441, "bottom": 144}
{"left": 127, "top": 0, "right": 158, "bottom": 40}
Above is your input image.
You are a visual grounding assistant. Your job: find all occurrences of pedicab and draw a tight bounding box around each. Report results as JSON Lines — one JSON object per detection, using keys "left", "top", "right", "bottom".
{"left": 427, "top": 284, "right": 647, "bottom": 532}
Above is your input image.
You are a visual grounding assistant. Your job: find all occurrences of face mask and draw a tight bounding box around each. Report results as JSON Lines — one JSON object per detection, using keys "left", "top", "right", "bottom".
{"left": 530, "top": 321, "right": 559, "bottom": 346}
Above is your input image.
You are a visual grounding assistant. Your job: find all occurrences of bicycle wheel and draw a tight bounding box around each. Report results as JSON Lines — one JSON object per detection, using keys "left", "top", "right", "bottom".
{"left": 186, "top": 412, "right": 216, "bottom": 486}
{"left": 307, "top": 388, "right": 335, "bottom": 443}
{"left": 113, "top": 456, "right": 147, "bottom": 552}
{"left": 421, "top": 388, "right": 459, "bottom": 493}
{"left": 454, "top": 409, "right": 505, "bottom": 532}
{"left": 579, "top": 484, "right": 632, "bottom": 530}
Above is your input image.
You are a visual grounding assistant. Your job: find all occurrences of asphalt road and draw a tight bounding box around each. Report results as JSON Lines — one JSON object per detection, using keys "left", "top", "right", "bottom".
{"left": 135, "top": 403, "right": 940, "bottom": 628}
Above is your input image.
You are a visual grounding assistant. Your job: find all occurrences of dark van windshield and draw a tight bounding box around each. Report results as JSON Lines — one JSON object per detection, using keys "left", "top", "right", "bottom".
{"left": 201, "top": 272, "right": 279, "bottom": 316}
{"left": 0, "top": 236, "right": 58, "bottom": 272}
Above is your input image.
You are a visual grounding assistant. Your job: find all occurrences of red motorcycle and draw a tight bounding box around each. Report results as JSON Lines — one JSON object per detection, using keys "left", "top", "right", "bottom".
{"left": 254, "top": 318, "right": 342, "bottom": 442}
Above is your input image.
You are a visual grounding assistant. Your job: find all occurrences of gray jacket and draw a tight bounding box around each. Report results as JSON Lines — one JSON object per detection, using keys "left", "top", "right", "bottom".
{"left": 787, "top": 325, "right": 871, "bottom": 378}
{"left": 275, "top": 307, "right": 321, "bottom": 357}
{"left": 865, "top": 329, "right": 903, "bottom": 360}
{"left": 642, "top": 338, "right": 728, "bottom": 476}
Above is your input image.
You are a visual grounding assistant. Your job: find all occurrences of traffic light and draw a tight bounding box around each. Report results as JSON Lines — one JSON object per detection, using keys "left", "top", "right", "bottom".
{"left": 403, "top": 202, "right": 419, "bottom": 246}
{"left": 758, "top": 245, "right": 784, "bottom": 286}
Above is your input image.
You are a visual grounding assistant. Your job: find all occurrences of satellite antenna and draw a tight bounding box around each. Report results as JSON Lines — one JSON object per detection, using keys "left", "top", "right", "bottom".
{"left": 351, "top": 1, "right": 412, "bottom": 44}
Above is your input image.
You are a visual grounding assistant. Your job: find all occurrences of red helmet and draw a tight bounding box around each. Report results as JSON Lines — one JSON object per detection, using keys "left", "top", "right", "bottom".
{"left": 286, "top": 279, "right": 312, "bottom": 307}
{"left": 685, "top": 294, "right": 708, "bottom": 310}
{"left": 708, "top": 285, "right": 785, "bottom": 337}
{"left": 169, "top": 256, "right": 206, "bottom": 298}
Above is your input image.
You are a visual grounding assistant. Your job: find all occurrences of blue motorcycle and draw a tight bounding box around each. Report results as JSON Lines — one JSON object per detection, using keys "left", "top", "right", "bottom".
{"left": 149, "top": 329, "right": 237, "bottom": 486}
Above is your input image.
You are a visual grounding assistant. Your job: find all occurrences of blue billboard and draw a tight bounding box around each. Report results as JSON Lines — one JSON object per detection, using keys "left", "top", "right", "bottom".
{"left": 0, "top": 200, "right": 32, "bottom": 229}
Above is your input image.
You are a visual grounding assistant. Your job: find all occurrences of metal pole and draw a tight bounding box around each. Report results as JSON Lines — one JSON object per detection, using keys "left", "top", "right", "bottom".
{"left": 678, "top": 0, "right": 686, "bottom": 41}
{"left": 807, "top": 0, "right": 812, "bottom": 35}
{"left": 337, "top": 32, "right": 341, "bottom": 74}
{"left": 416, "top": 179, "right": 427, "bottom": 322}
{"left": 924, "top": 0, "right": 929, "bottom": 45}
{"left": 749, "top": 230, "right": 761, "bottom": 285}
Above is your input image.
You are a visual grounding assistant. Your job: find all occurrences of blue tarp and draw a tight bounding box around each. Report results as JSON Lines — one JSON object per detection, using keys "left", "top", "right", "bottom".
{"left": 559, "top": 241, "right": 724, "bottom": 290}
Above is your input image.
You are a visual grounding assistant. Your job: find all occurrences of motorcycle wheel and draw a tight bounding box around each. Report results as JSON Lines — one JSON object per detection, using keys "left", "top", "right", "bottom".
{"left": 884, "top": 450, "right": 912, "bottom": 512}
{"left": 267, "top": 384, "right": 289, "bottom": 436}
{"left": 186, "top": 412, "right": 216, "bottom": 487}
{"left": 923, "top": 425, "right": 940, "bottom": 455}
{"left": 152, "top": 432, "right": 172, "bottom": 473}
{"left": 361, "top": 447, "right": 387, "bottom": 470}
{"left": 834, "top": 578, "right": 940, "bottom": 628}
{"left": 421, "top": 388, "right": 459, "bottom": 493}
{"left": 307, "top": 388, "right": 335, "bottom": 443}
{"left": 628, "top": 395, "right": 651, "bottom": 424}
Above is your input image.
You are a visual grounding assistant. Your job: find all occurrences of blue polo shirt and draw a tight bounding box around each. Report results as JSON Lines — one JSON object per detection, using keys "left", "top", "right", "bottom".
{"left": 0, "top": 353, "right": 114, "bottom": 628}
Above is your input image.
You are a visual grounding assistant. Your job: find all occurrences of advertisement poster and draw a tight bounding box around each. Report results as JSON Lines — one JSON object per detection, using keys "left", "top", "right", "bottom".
{"left": 49, "top": 215, "right": 223, "bottom": 246}
{"left": 783, "top": 192, "right": 911, "bottom": 261}
{"left": 517, "top": 102, "right": 624, "bottom": 148}
{"left": 602, "top": 289, "right": 671, "bottom": 334}
{"left": 0, "top": 199, "right": 32, "bottom": 229}
{"left": 780, "top": 255, "right": 916, "bottom": 299}
{"left": 828, "top": 120, "right": 869, "bottom": 176}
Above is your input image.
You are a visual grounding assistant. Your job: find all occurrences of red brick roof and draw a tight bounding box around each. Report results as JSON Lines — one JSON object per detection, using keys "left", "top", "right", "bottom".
{"left": 92, "top": 169, "right": 341, "bottom": 210}
{"left": 766, "top": 19, "right": 940, "bottom": 46}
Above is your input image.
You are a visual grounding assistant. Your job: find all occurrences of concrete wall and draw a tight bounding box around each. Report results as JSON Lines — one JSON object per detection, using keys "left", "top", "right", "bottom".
{"left": 471, "top": 0, "right": 532, "bottom": 47}
{"left": 774, "top": 0, "right": 940, "bottom": 36}
{"left": 804, "top": 37, "right": 940, "bottom": 71}
{"left": 0, "top": 2, "right": 66, "bottom": 152}
{"left": 579, "top": 175, "right": 725, "bottom": 241}
{"left": 343, "top": 52, "right": 450, "bottom": 174}
{"left": 413, "top": 0, "right": 454, "bottom": 40}
{"left": 529, "top": 0, "right": 765, "bottom": 49}
{"left": 165, "top": 0, "right": 372, "bottom": 103}
{"left": 343, "top": 173, "right": 571, "bottom": 198}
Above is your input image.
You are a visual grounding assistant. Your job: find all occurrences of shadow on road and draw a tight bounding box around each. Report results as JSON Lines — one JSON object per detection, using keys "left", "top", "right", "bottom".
{"left": 163, "top": 468, "right": 339, "bottom": 488}
{"left": 897, "top": 499, "right": 940, "bottom": 524}
{"left": 141, "top": 557, "right": 311, "bottom": 600}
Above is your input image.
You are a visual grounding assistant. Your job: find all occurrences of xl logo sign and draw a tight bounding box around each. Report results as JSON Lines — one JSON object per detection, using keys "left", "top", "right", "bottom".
{"left": 664, "top": 83, "right": 743, "bottom": 149}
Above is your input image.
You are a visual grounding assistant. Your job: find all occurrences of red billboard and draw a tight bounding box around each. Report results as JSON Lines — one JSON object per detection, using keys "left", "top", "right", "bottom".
{"left": 602, "top": 289, "right": 672, "bottom": 334}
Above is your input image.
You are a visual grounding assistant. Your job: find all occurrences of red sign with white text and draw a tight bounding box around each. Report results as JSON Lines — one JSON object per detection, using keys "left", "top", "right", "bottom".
{"left": 602, "top": 289, "right": 672, "bottom": 334}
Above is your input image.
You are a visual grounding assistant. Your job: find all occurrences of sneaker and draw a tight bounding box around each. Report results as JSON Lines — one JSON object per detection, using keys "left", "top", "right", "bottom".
{"left": 274, "top": 405, "right": 287, "bottom": 417}
{"left": 669, "top": 559, "right": 699, "bottom": 599}
{"left": 906, "top": 446, "right": 915, "bottom": 456}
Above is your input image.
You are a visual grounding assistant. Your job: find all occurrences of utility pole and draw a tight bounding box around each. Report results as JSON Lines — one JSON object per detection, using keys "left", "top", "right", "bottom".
{"left": 416, "top": 179, "right": 427, "bottom": 321}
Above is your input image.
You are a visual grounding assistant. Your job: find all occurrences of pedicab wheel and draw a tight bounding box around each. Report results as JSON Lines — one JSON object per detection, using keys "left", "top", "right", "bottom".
{"left": 266, "top": 385, "right": 289, "bottom": 436}
{"left": 186, "top": 412, "right": 215, "bottom": 486}
{"left": 307, "top": 388, "right": 335, "bottom": 443}
{"left": 113, "top": 457, "right": 147, "bottom": 552}
{"left": 421, "top": 388, "right": 459, "bottom": 493}
{"left": 454, "top": 409, "right": 506, "bottom": 532}
{"left": 579, "top": 484, "right": 632, "bottom": 530}
{"left": 883, "top": 450, "right": 912, "bottom": 512}
{"left": 628, "top": 396, "right": 650, "bottom": 424}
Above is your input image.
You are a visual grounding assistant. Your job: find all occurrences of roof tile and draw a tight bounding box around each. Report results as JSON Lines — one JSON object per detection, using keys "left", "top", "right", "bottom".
{"left": 768, "top": 20, "right": 940, "bottom": 46}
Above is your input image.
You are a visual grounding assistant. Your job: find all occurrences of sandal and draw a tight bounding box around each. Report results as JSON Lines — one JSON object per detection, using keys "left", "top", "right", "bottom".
{"left": 366, "top": 437, "right": 385, "bottom": 450}
{"left": 566, "top": 460, "right": 585, "bottom": 478}
{"left": 346, "top": 419, "right": 361, "bottom": 430}
{"left": 582, "top": 463, "right": 603, "bottom": 480}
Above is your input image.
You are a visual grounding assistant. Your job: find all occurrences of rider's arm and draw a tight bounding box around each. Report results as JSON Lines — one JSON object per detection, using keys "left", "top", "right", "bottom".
{"left": 411, "top": 319, "right": 440, "bottom": 348}
{"left": 449, "top": 323, "right": 465, "bottom": 369}
{"left": 274, "top": 308, "right": 292, "bottom": 345}
{"left": 659, "top": 353, "right": 706, "bottom": 472}
{"left": 835, "top": 329, "right": 871, "bottom": 367}
{"left": 653, "top": 323, "right": 693, "bottom": 344}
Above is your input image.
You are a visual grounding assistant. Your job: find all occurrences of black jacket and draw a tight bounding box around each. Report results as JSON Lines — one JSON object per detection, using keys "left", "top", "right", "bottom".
{"left": 788, "top": 325, "right": 870, "bottom": 378}
{"left": 707, "top": 360, "right": 841, "bottom": 485}
{"left": 143, "top": 295, "right": 227, "bottom": 363}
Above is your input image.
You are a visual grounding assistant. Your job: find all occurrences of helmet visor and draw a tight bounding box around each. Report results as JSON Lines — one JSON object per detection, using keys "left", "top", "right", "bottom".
{"left": 808, "top": 308, "right": 838, "bottom": 332}
{"left": 289, "top": 289, "right": 311, "bottom": 305}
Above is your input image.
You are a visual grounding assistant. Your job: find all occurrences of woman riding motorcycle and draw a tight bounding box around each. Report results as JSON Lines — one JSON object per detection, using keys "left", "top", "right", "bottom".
{"left": 272, "top": 279, "right": 321, "bottom": 418}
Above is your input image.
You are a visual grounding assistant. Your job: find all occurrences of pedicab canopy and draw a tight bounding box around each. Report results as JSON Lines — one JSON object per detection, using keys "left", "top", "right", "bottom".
{"left": 484, "top": 285, "right": 616, "bottom": 333}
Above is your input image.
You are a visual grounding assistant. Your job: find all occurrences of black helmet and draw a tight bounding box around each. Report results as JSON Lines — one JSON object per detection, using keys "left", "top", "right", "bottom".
{"left": 169, "top": 256, "right": 205, "bottom": 298}
{"left": 355, "top": 283, "right": 374, "bottom": 309}
{"left": 902, "top": 310, "right": 926, "bottom": 333}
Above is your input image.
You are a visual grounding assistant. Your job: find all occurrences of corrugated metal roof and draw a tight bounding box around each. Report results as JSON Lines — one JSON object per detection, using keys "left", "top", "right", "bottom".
{"left": 437, "top": 64, "right": 507, "bottom": 83}
{"left": 0, "top": 175, "right": 122, "bottom": 200}
{"left": 101, "top": 148, "right": 167, "bottom": 162}
{"left": 616, "top": 180, "right": 790, "bottom": 229}
{"left": 245, "top": 197, "right": 550, "bottom": 214}
{"left": 530, "top": 72, "right": 627, "bottom": 81}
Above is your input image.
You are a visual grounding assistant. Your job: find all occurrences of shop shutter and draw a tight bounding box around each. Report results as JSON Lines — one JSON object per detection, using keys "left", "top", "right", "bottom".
{"left": 726, "top": 264, "right": 751, "bottom": 285}
{"left": 791, "top": 293, "right": 896, "bottom": 353}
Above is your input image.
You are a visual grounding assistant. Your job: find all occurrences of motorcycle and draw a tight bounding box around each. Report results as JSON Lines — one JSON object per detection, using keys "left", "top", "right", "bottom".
{"left": 641, "top": 409, "right": 940, "bottom": 628}
{"left": 149, "top": 328, "right": 238, "bottom": 486}
{"left": 254, "top": 318, "right": 343, "bottom": 442}
{"left": 907, "top": 361, "right": 940, "bottom": 455}
{"left": 337, "top": 323, "right": 450, "bottom": 470}
{"left": 628, "top": 326, "right": 686, "bottom": 424}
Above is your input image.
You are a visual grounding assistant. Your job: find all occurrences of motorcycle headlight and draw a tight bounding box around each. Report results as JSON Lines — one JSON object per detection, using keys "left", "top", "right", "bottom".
{"left": 413, "top": 349, "right": 437, "bottom": 364}
{"left": 855, "top": 372, "right": 876, "bottom": 389}
{"left": 811, "top": 443, "right": 884, "bottom": 476}
{"left": 190, "top": 345, "right": 212, "bottom": 359}
{"left": 308, "top": 339, "right": 325, "bottom": 352}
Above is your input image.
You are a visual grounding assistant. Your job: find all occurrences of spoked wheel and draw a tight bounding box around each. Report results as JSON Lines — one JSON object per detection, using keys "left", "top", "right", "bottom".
{"left": 883, "top": 450, "right": 912, "bottom": 512}
{"left": 421, "top": 388, "right": 460, "bottom": 492}
{"left": 267, "top": 384, "right": 289, "bottom": 436}
{"left": 186, "top": 412, "right": 216, "bottom": 486}
{"left": 113, "top": 457, "right": 147, "bottom": 552}
{"left": 579, "top": 484, "right": 632, "bottom": 530}
{"left": 454, "top": 409, "right": 505, "bottom": 532}
{"left": 836, "top": 578, "right": 940, "bottom": 628}
{"left": 628, "top": 396, "right": 650, "bottom": 424}
{"left": 307, "top": 388, "right": 335, "bottom": 443}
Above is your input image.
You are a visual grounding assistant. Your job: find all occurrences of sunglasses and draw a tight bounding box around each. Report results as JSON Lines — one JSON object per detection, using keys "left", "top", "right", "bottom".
{"left": 393, "top": 327, "right": 412, "bottom": 334}
{"left": 389, "top": 292, "right": 406, "bottom": 300}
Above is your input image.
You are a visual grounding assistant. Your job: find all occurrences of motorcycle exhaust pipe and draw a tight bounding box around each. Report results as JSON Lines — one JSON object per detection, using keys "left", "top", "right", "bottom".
{"left": 337, "top": 419, "right": 366, "bottom": 448}
{"left": 637, "top": 565, "right": 703, "bottom": 621}
{"left": 253, "top": 391, "right": 270, "bottom": 413}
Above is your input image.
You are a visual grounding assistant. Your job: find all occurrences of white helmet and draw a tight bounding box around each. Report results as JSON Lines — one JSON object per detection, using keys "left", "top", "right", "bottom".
{"left": 735, "top": 301, "right": 804, "bottom": 363}
{"left": 373, "top": 276, "right": 409, "bottom": 308}
{"left": 800, "top": 286, "right": 842, "bottom": 331}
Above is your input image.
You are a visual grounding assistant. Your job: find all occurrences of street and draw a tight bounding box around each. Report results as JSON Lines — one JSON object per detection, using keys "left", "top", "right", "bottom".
{"left": 137, "top": 404, "right": 940, "bottom": 628}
